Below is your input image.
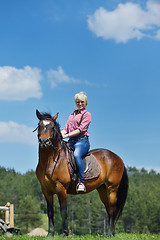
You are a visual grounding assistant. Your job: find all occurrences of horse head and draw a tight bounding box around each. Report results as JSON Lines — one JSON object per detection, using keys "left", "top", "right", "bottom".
{"left": 36, "top": 109, "right": 61, "bottom": 149}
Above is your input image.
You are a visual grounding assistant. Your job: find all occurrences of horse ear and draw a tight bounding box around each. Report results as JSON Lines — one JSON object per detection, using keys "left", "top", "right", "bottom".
{"left": 36, "top": 109, "right": 43, "bottom": 120}
{"left": 52, "top": 112, "right": 59, "bottom": 121}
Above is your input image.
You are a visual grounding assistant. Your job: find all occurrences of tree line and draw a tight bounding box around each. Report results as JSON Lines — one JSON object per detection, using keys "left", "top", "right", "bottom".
{"left": 0, "top": 166, "right": 159, "bottom": 234}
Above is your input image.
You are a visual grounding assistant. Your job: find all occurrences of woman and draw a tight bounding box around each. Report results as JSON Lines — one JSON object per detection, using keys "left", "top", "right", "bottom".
{"left": 61, "top": 92, "right": 91, "bottom": 193}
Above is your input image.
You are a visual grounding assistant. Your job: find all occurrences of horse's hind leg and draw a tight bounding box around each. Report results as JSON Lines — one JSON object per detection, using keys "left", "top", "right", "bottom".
{"left": 97, "top": 184, "right": 117, "bottom": 236}
{"left": 107, "top": 190, "right": 117, "bottom": 236}
{"left": 107, "top": 185, "right": 121, "bottom": 236}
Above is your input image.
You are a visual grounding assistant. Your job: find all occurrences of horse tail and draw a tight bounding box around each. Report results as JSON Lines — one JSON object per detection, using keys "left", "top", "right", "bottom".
{"left": 115, "top": 166, "right": 129, "bottom": 222}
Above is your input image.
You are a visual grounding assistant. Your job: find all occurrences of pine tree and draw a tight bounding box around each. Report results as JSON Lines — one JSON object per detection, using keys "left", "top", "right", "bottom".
{"left": 16, "top": 195, "right": 42, "bottom": 234}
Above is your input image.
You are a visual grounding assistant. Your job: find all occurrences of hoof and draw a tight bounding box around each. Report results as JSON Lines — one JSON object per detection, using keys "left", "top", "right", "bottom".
{"left": 47, "top": 232, "right": 54, "bottom": 237}
{"left": 106, "top": 232, "right": 115, "bottom": 238}
{"left": 62, "top": 231, "right": 69, "bottom": 237}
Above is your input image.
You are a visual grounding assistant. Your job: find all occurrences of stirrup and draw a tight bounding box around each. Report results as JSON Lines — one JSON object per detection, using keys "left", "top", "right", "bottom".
{"left": 76, "top": 183, "right": 86, "bottom": 193}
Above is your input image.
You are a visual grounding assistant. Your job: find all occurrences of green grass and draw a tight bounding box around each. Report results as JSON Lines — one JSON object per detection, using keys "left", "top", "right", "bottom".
{"left": 39, "top": 214, "right": 48, "bottom": 231}
{"left": 0, "top": 233, "right": 160, "bottom": 240}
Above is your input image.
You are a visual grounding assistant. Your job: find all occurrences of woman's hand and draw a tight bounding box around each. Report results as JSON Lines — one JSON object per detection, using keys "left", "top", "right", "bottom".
{"left": 61, "top": 130, "right": 67, "bottom": 139}
{"left": 62, "top": 133, "right": 69, "bottom": 139}
{"left": 61, "top": 129, "right": 81, "bottom": 139}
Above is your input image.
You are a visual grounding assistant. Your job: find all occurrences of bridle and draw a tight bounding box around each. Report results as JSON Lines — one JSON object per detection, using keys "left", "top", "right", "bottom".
{"left": 34, "top": 111, "right": 64, "bottom": 176}
{"left": 33, "top": 118, "right": 63, "bottom": 150}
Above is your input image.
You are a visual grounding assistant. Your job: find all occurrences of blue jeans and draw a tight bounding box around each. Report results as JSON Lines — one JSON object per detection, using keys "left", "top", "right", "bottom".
{"left": 68, "top": 136, "right": 90, "bottom": 184}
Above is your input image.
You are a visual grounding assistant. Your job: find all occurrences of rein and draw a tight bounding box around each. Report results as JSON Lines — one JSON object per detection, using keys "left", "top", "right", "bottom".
{"left": 51, "top": 150, "right": 61, "bottom": 176}
{"left": 33, "top": 126, "right": 38, "bottom": 132}
{"left": 34, "top": 117, "right": 64, "bottom": 175}
{"left": 33, "top": 117, "right": 63, "bottom": 148}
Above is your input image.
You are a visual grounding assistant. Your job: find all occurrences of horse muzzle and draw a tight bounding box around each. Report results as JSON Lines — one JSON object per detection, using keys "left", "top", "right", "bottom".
{"left": 39, "top": 138, "right": 53, "bottom": 149}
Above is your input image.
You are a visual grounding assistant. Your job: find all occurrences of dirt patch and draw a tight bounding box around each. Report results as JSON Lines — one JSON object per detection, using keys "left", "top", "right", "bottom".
{"left": 28, "top": 227, "right": 48, "bottom": 236}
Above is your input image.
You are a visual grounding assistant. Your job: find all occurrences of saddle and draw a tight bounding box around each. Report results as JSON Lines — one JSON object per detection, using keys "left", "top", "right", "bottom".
{"left": 65, "top": 142, "right": 101, "bottom": 192}
{"left": 66, "top": 142, "right": 90, "bottom": 172}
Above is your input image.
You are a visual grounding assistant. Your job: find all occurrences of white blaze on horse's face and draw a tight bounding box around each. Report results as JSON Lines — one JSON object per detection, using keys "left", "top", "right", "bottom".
{"left": 42, "top": 120, "right": 51, "bottom": 132}
{"left": 43, "top": 120, "right": 51, "bottom": 126}
{"left": 39, "top": 120, "right": 53, "bottom": 148}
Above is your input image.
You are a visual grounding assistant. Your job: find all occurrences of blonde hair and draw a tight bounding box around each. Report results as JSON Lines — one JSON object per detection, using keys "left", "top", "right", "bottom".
{"left": 74, "top": 91, "right": 88, "bottom": 105}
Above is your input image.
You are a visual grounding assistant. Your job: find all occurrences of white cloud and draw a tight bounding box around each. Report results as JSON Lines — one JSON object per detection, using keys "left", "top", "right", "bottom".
{"left": 47, "top": 66, "right": 103, "bottom": 87}
{"left": 0, "top": 66, "right": 43, "bottom": 100}
{"left": 87, "top": 0, "right": 160, "bottom": 43}
{"left": 155, "top": 29, "right": 160, "bottom": 39}
{"left": 0, "top": 121, "right": 37, "bottom": 145}
{"left": 47, "top": 66, "right": 81, "bottom": 87}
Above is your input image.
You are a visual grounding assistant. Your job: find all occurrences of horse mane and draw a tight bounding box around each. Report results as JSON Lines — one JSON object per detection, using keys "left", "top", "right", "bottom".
{"left": 39, "top": 112, "right": 53, "bottom": 120}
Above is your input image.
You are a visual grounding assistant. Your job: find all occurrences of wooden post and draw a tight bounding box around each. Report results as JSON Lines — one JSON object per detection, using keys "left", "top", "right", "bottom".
{"left": 10, "top": 204, "right": 14, "bottom": 228}
{"left": 5, "top": 202, "right": 10, "bottom": 225}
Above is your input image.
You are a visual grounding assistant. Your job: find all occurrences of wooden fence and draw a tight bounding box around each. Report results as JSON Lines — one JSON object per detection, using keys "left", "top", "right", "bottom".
{"left": 0, "top": 202, "right": 14, "bottom": 232}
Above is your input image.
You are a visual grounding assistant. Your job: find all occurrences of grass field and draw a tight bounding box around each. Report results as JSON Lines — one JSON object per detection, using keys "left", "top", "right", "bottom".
{"left": 0, "top": 233, "right": 159, "bottom": 240}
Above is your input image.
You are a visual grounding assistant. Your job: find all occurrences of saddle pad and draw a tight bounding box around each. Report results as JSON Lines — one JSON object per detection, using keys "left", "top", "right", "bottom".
{"left": 83, "top": 154, "right": 101, "bottom": 180}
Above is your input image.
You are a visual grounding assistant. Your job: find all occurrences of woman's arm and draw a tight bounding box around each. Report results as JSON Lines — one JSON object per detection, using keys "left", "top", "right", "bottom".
{"left": 62, "top": 129, "right": 81, "bottom": 139}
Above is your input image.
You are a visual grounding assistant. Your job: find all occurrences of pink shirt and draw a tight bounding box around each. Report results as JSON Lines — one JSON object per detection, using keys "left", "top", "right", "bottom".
{"left": 63, "top": 109, "right": 91, "bottom": 137}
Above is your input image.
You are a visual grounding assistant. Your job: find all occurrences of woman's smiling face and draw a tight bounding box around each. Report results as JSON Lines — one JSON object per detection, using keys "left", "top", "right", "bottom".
{"left": 76, "top": 100, "right": 86, "bottom": 110}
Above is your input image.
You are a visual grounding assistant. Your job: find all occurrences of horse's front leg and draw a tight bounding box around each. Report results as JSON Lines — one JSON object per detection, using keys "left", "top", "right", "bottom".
{"left": 58, "top": 191, "right": 69, "bottom": 236}
{"left": 46, "top": 196, "right": 54, "bottom": 237}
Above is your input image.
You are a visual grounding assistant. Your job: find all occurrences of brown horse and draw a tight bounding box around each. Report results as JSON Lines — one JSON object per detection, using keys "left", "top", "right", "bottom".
{"left": 35, "top": 110, "right": 128, "bottom": 237}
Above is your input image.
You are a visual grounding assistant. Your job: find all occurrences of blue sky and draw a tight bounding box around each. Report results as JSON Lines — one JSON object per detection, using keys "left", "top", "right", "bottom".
{"left": 0, "top": 0, "right": 160, "bottom": 173}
